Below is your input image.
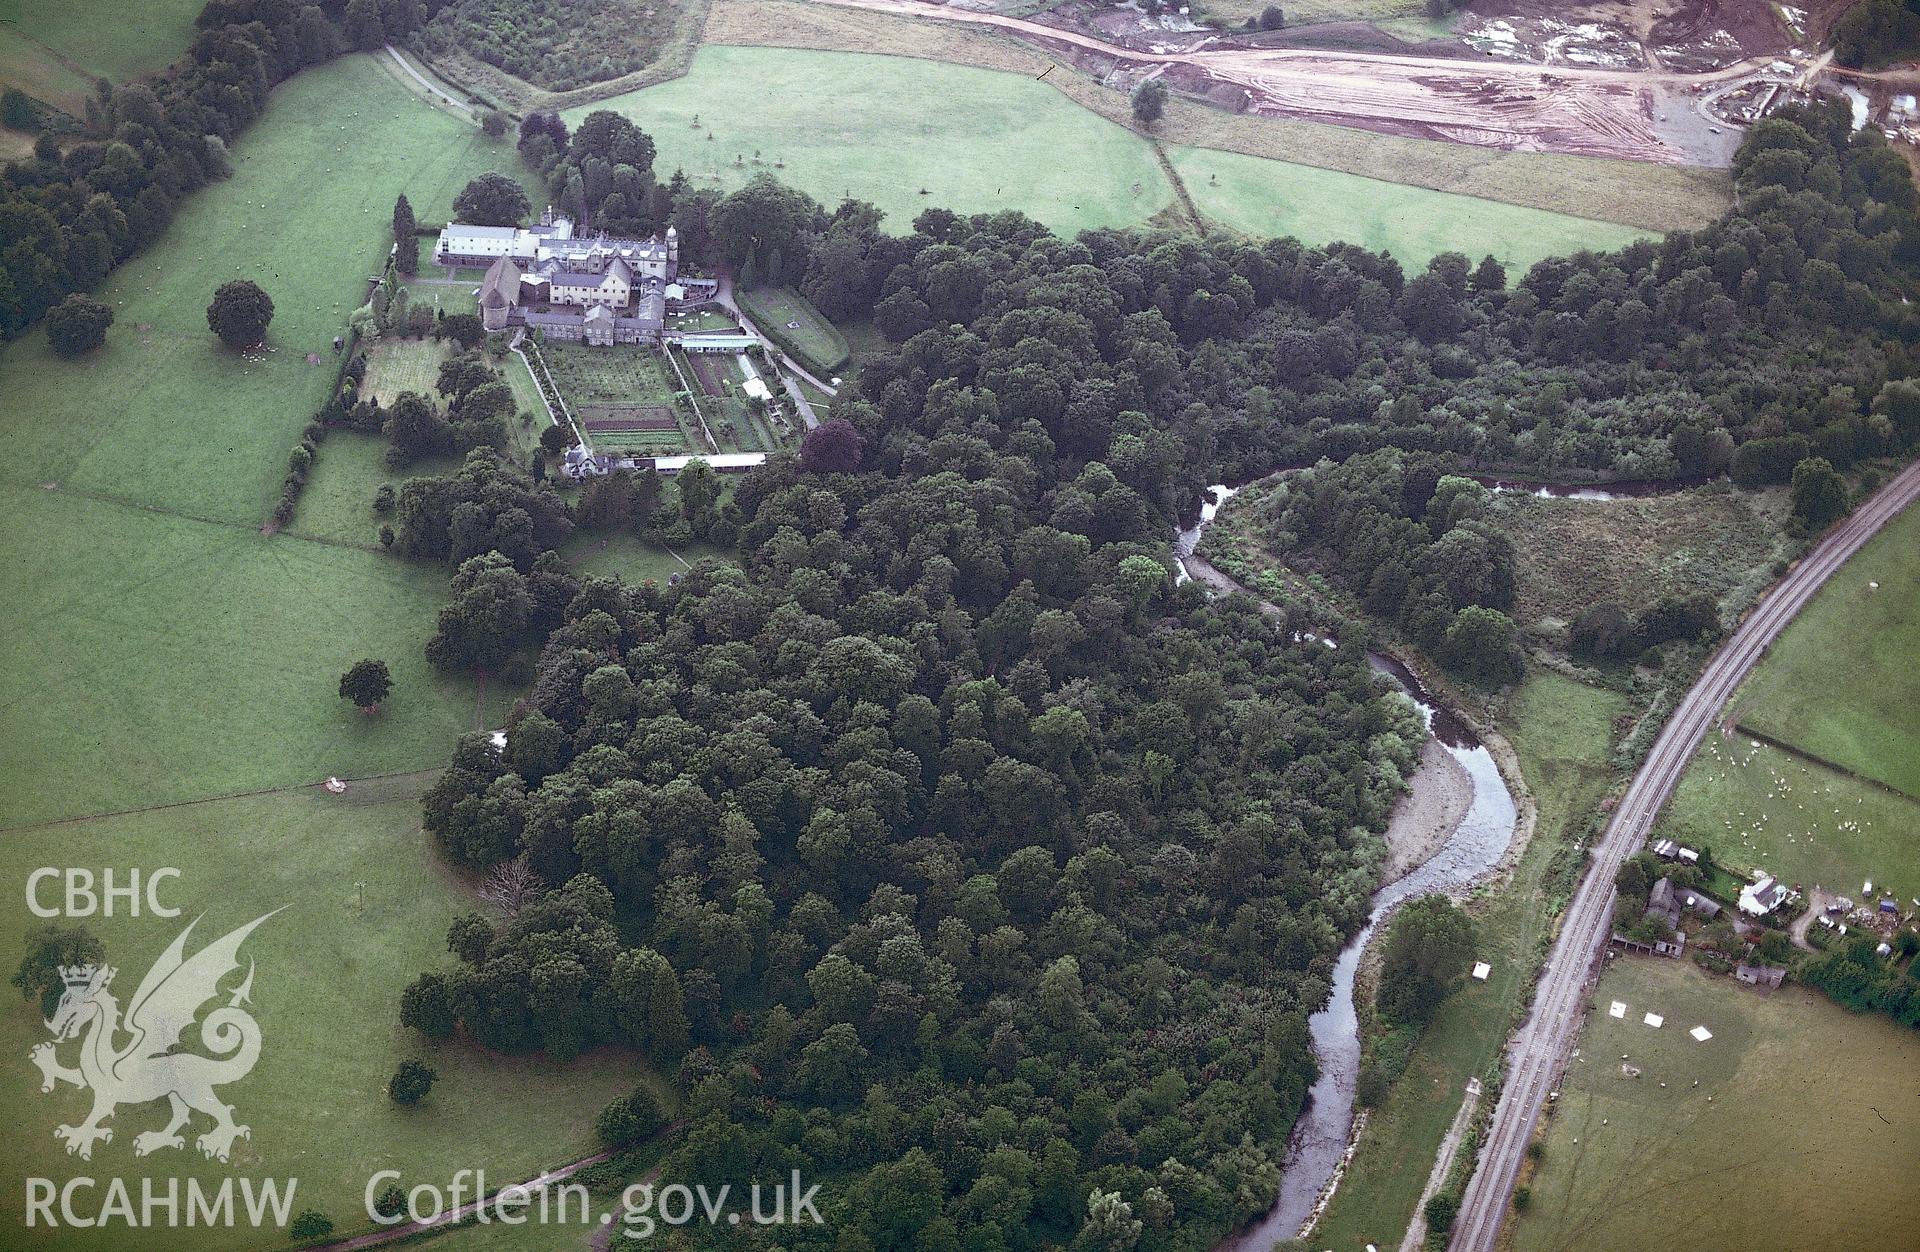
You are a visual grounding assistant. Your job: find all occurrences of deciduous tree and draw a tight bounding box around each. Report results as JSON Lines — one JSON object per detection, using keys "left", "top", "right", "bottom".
{"left": 44, "top": 294, "right": 113, "bottom": 356}
{"left": 206, "top": 279, "right": 273, "bottom": 348}
{"left": 338, "top": 658, "right": 393, "bottom": 711}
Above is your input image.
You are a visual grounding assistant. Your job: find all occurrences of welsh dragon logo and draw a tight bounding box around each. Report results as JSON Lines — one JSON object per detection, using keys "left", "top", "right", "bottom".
{"left": 29, "top": 911, "right": 279, "bottom": 1163}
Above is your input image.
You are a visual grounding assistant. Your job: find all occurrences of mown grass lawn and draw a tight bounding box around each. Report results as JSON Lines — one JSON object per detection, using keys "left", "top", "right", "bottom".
{"left": 1658, "top": 735, "right": 1920, "bottom": 904}
{"left": 0, "top": 782, "right": 658, "bottom": 1250}
{"left": 738, "top": 285, "right": 849, "bottom": 376}
{"left": 362, "top": 336, "right": 455, "bottom": 406}
{"left": 1171, "top": 144, "right": 1651, "bottom": 273}
{"left": 571, "top": 46, "right": 1176, "bottom": 235}
{"left": 1312, "top": 671, "right": 1626, "bottom": 1250}
{"left": 1512, "top": 958, "right": 1920, "bottom": 1252}
{"left": 1733, "top": 501, "right": 1920, "bottom": 799}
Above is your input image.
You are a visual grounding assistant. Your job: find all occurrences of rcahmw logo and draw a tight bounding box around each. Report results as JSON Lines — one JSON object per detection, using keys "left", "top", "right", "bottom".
{"left": 23, "top": 908, "right": 298, "bottom": 1229}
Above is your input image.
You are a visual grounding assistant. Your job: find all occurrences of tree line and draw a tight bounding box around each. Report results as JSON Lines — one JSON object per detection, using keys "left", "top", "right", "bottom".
{"left": 0, "top": 0, "right": 399, "bottom": 338}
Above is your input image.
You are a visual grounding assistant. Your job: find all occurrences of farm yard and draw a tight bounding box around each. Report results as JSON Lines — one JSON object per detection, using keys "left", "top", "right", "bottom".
{"left": 1659, "top": 731, "right": 1920, "bottom": 906}
{"left": 1510, "top": 958, "right": 1920, "bottom": 1252}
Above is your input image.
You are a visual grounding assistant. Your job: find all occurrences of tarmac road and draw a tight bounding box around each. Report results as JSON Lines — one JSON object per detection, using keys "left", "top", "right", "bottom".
{"left": 1447, "top": 455, "right": 1920, "bottom": 1252}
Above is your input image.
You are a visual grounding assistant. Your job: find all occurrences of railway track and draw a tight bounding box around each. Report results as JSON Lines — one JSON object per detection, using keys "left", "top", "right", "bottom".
{"left": 1447, "top": 456, "right": 1920, "bottom": 1251}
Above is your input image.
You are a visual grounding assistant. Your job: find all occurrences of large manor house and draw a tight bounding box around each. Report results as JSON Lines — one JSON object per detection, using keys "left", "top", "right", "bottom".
{"left": 434, "top": 210, "right": 715, "bottom": 346}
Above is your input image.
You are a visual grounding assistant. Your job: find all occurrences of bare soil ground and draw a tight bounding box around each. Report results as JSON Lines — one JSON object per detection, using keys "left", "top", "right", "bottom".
{"left": 793, "top": 0, "right": 1792, "bottom": 162}
{"left": 705, "top": 0, "right": 1732, "bottom": 229}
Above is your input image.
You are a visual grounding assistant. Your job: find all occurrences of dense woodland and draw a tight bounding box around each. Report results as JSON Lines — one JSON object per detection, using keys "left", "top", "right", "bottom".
{"left": 11, "top": 8, "right": 1920, "bottom": 1239}
{"left": 1832, "top": 0, "right": 1920, "bottom": 68}
{"left": 405, "top": 445, "right": 1421, "bottom": 1250}
{"left": 412, "top": 0, "right": 680, "bottom": 91}
{"left": 384, "top": 101, "right": 1920, "bottom": 1249}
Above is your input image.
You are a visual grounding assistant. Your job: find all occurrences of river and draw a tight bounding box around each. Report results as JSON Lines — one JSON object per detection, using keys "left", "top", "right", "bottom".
{"left": 1176, "top": 485, "right": 1520, "bottom": 1248}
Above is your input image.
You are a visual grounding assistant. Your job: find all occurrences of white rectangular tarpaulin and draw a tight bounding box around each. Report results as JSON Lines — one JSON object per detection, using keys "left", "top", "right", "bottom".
{"left": 1609, "top": 1001, "right": 1626, "bottom": 1019}
{"left": 1690, "top": 1026, "right": 1713, "bottom": 1041}
{"left": 1643, "top": 1013, "right": 1664, "bottom": 1028}
{"left": 1471, "top": 962, "right": 1491, "bottom": 981}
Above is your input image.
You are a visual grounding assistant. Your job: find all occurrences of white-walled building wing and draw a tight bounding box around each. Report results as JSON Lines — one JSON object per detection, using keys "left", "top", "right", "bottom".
{"left": 680, "top": 333, "right": 759, "bottom": 353}
{"left": 436, "top": 224, "right": 522, "bottom": 260}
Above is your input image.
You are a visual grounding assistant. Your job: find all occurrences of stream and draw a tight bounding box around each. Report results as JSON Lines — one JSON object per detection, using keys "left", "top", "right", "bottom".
{"left": 1176, "top": 485, "right": 1520, "bottom": 1248}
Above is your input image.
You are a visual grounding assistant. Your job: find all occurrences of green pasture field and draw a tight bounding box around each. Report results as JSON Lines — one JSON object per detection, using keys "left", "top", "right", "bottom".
{"left": 1481, "top": 484, "right": 1791, "bottom": 642}
{"left": 1512, "top": 957, "right": 1920, "bottom": 1252}
{"left": 0, "top": 482, "right": 510, "bottom": 829}
{"left": 0, "top": 54, "right": 538, "bottom": 526}
{"left": 0, "top": 27, "right": 96, "bottom": 120}
{"left": 7, "top": 0, "right": 204, "bottom": 84}
{"left": 0, "top": 54, "right": 542, "bottom": 828}
{"left": 738, "top": 285, "right": 850, "bottom": 375}
{"left": 568, "top": 46, "right": 1176, "bottom": 235}
{"left": 1314, "top": 671, "right": 1626, "bottom": 1250}
{"left": 362, "top": 336, "right": 455, "bottom": 406}
{"left": 1172, "top": 145, "right": 1650, "bottom": 273}
{"left": 0, "top": 50, "right": 642, "bottom": 1248}
{"left": 704, "top": 0, "right": 1728, "bottom": 237}
{"left": 0, "top": 781, "right": 658, "bottom": 1250}
{"left": 1732, "top": 502, "right": 1920, "bottom": 799}
{"left": 1658, "top": 735, "right": 1920, "bottom": 904}
{"left": 284, "top": 433, "right": 464, "bottom": 550}
{"left": 581, "top": 46, "right": 1656, "bottom": 267}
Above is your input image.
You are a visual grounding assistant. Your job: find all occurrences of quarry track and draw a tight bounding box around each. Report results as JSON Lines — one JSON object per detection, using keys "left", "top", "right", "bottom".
{"left": 795, "top": 0, "right": 1794, "bottom": 161}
